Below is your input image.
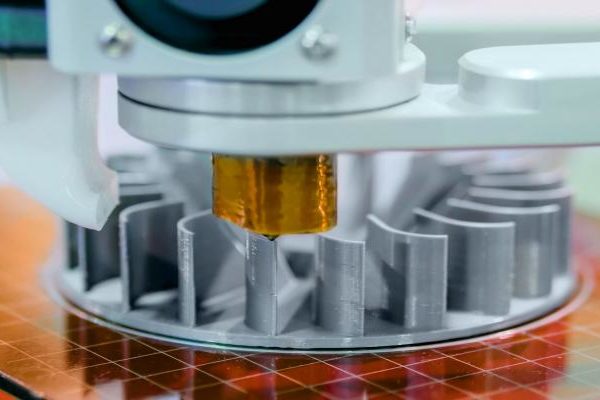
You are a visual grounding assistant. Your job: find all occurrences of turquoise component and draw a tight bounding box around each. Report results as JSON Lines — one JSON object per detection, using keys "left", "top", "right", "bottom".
{"left": 0, "top": 7, "right": 46, "bottom": 54}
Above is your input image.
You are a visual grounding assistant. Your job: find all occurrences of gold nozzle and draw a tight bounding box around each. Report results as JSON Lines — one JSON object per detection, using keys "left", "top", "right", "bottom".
{"left": 212, "top": 154, "right": 337, "bottom": 237}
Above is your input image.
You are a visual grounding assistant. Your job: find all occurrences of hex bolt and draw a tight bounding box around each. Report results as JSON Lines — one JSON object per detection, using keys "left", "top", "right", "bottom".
{"left": 99, "top": 24, "right": 133, "bottom": 58}
{"left": 405, "top": 15, "right": 417, "bottom": 43}
{"left": 300, "top": 26, "right": 338, "bottom": 61}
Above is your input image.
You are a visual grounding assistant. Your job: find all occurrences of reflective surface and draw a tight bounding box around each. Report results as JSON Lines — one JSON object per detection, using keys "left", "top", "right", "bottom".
{"left": 213, "top": 154, "right": 337, "bottom": 237}
{"left": 3, "top": 187, "right": 600, "bottom": 399}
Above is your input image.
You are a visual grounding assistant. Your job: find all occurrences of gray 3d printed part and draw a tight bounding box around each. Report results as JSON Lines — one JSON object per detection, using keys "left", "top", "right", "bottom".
{"left": 244, "top": 233, "right": 306, "bottom": 336}
{"left": 177, "top": 211, "right": 245, "bottom": 328}
{"left": 414, "top": 209, "right": 514, "bottom": 316}
{"left": 120, "top": 200, "right": 184, "bottom": 311}
{"left": 468, "top": 186, "right": 572, "bottom": 275}
{"left": 471, "top": 171, "right": 564, "bottom": 191}
{"left": 446, "top": 199, "right": 559, "bottom": 298}
{"left": 55, "top": 153, "right": 577, "bottom": 350}
{"left": 366, "top": 216, "right": 447, "bottom": 330}
{"left": 316, "top": 235, "right": 366, "bottom": 336}
{"left": 79, "top": 186, "right": 164, "bottom": 291}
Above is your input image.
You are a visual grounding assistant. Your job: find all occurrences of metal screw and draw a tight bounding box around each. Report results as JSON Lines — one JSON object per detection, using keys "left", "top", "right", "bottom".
{"left": 99, "top": 24, "right": 133, "bottom": 58}
{"left": 405, "top": 15, "right": 417, "bottom": 43}
{"left": 300, "top": 26, "right": 338, "bottom": 61}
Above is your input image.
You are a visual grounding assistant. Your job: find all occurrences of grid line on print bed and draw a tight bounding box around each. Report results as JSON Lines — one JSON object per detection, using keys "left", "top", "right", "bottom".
{"left": 5, "top": 292, "right": 600, "bottom": 400}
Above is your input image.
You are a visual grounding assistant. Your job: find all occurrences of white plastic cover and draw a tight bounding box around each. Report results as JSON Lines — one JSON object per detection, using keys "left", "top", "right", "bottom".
{"left": 0, "top": 59, "right": 118, "bottom": 230}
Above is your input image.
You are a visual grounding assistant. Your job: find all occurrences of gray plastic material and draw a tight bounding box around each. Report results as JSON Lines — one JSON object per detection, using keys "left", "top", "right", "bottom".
{"left": 384, "top": 155, "right": 464, "bottom": 229}
{"left": 414, "top": 209, "right": 514, "bottom": 316}
{"left": 468, "top": 187, "right": 572, "bottom": 275}
{"left": 462, "top": 162, "right": 531, "bottom": 178}
{"left": 316, "top": 235, "right": 366, "bottom": 336}
{"left": 177, "top": 212, "right": 245, "bottom": 327}
{"left": 120, "top": 200, "right": 184, "bottom": 311}
{"left": 243, "top": 233, "right": 311, "bottom": 337}
{"left": 80, "top": 187, "right": 163, "bottom": 291}
{"left": 367, "top": 216, "right": 447, "bottom": 330}
{"left": 446, "top": 199, "right": 560, "bottom": 298}
{"left": 245, "top": 234, "right": 300, "bottom": 335}
{"left": 55, "top": 153, "right": 577, "bottom": 350}
{"left": 471, "top": 171, "right": 564, "bottom": 191}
